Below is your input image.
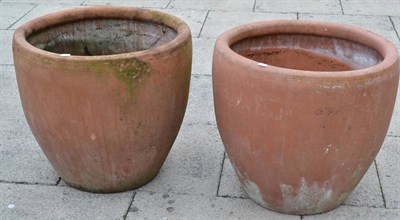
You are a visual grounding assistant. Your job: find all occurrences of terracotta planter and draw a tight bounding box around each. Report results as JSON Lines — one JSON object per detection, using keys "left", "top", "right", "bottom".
{"left": 213, "top": 20, "right": 399, "bottom": 214}
{"left": 13, "top": 7, "right": 192, "bottom": 193}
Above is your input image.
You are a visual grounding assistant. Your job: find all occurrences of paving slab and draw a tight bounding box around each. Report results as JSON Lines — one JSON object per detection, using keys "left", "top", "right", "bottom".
{"left": 83, "top": 0, "right": 170, "bottom": 8}
{"left": 0, "top": 30, "right": 14, "bottom": 65}
{"left": 255, "top": 0, "right": 342, "bottom": 14}
{"left": 391, "top": 16, "right": 400, "bottom": 36}
{"left": 0, "top": 183, "right": 134, "bottom": 219}
{"left": 218, "top": 154, "right": 247, "bottom": 199}
{"left": 0, "top": 66, "right": 59, "bottom": 185}
{"left": 341, "top": 0, "right": 400, "bottom": 16}
{"left": 299, "top": 13, "right": 400, "bottom": 47}
{"left": 192, "top": 37, "right": 214, "bottom": 75}
{"left": 157, "top": 9, "right": 208, "bottom": 37}
{"left": 138, "top": 120, "right": 224, "bottom": 196}
{"left": 343, "top": 163, "right": 384, "bottom": 208}
{"left": 2, "top": 0, "right": 85, "bottom": 5}
{"left": 127, "top": 191, "right": 300, "bottom": 220}
{"left": 10, "top": 5, "right": 82, "bottom": 29}
{"left": 0, "top": 126, "right": 58, "bottom": 185}
{"left": 375, "top": 136, "right": 400, "bottom": 209}
{"left": 0, "top": 2, "right": 36, "bottom": 30}
{"left": 183, "top": 74, "right": 215, "bottom": 125}
{"left": 304, "top": 205, "right": 400, "bottom": 220}
{"left": 391, "top": 16, "right": 400, "bottom": 58}
{"left": 0, "top": 65, "right": 20, "bottom": 121}
{"left": 390, "top": 16, "right": 400, "bottom": 137}
{"left": 388, "top": 86, "right": 400, "bottom": 137}
{"left": 219, "top": 155, "right": 384, "bottom": 207}
{"left": 200, "top": 11, "right": 296, "bottom": 38}
{"left": 168, "top": 0, "right": 255, "bottom": 12}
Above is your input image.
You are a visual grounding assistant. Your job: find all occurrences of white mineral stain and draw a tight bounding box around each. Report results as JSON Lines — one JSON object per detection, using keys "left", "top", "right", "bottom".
{"left": 90, "top": 133, "right": 96, "bottom": 140}
{"left": 257, "top": 62, "right": 268, "bottom": 67}
{"left": 236, "top": 97, "right": 242, "bottom": 106}
{"left": 242, "top": 180, "right": 268, "bottom": 207}
{"left": 7, "top": 204, "right": 15, "bottom": 209}
{"left": 280, "top": 178, "right": 333, "bottom": 213}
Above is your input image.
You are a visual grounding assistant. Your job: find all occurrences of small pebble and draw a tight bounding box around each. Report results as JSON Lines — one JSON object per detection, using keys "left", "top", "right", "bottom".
{"left": 7, "top": 204, "right": 15, "bottom": 209}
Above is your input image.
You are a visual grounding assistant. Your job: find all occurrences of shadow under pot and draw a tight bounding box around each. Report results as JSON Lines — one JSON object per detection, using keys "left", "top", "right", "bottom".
{"left": 212, "top": 20, "right": 399, "bottom": 215}
{"left": 12, "top": 6, "right": 192, "bottom": 193}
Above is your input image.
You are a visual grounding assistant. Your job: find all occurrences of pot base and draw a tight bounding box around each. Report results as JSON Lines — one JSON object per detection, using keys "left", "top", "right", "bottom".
{"left": 62, "top": 172, "right": 159, "bottom": 193}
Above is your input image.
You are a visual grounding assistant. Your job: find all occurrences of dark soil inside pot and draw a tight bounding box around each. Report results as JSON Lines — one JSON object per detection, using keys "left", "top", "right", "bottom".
{"left": 232, "top": 34, "right": 383, "bottom": 71}
{"left": 27, "top": 19, "right": 177, "bottom": 56}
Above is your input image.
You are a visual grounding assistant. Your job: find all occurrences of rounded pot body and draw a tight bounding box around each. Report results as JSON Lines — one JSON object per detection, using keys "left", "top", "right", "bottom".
{"left": 212, "top": 20, "right": 399, "bottom": 214}
{"left": 13, "top": 7, "right": 192, "bottom": 193}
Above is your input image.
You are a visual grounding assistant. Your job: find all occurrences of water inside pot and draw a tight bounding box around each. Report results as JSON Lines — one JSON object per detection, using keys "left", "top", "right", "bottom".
{"left": 231, "top": 34, "right": 383, "bottom": 71}
{"left": 27, "top": 19, "right": 177, "bottom": 56}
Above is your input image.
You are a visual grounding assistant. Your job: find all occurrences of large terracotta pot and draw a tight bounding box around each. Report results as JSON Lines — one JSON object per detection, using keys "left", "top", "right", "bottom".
{"left": 213, "top": 20, "right": 399, "bottom": 214}
{"left": 13, "top": 7, "right": 192, "bottom": 193}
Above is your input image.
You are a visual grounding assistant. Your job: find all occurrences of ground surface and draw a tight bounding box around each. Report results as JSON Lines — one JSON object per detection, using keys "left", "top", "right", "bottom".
{"left": 0, "top": 0, "right": 399, "bottom": 219}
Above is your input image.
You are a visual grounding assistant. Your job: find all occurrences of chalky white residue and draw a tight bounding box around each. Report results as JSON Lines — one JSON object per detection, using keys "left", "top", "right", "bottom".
{"left": 280, "top": 178, "right": 333, "bottom": 213}
{"left": 90, "top": 133, "right": 96, "bottom": 140}
{"left": 320, "top": 84, "right": 346, "bottom": 89}
{"left": 324, "top": 144, "right": 333, "bottom": 154}
{"left": 242, "top": 180, "right": 268, "bottom": 207}
{"left": 236, "top": 97, "right": 242, "bottom": 106}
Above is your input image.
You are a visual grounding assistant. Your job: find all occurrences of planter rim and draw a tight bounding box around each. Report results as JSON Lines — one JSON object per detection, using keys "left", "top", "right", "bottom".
{"left": 13, "top": 6, "right": 191, "bottom": 61}
{"left": 215, "top": 20, "right": 399, "bottom": 79}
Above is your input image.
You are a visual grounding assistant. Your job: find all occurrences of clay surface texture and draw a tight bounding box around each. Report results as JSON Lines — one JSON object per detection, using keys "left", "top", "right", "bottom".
{"left": 213, "top": 20, "right": 399, "bottom": 215}
{"left": 12, "top": 7, "right": 192, "bottom": 193}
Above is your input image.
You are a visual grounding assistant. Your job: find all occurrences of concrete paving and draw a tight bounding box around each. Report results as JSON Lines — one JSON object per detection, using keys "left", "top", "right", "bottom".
{"left": 0, "top": 0, "right": 399, "bottom": 219}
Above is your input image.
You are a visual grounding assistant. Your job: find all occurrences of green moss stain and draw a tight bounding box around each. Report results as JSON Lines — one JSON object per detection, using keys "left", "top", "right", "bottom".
{"left": 111, "top": 58, "right": 151, "bottom": 113}
{"left": 113, "top": 59, "right": 150, "bottom": 96}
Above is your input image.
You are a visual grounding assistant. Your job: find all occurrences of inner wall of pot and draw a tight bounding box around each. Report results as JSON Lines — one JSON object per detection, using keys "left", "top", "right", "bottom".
{"left": 231, "top": 34, "right": 383, "bottom": 71}
{"left": 27, "top": 19, "right": 178, "bottom": 56}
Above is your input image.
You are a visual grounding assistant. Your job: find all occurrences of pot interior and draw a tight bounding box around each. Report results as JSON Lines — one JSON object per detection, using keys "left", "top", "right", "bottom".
{"left": 231, "top": 34, "right": 383, "bottom": 71}
{"left": 27, "top": 19, "right": 177, "bottom": 56}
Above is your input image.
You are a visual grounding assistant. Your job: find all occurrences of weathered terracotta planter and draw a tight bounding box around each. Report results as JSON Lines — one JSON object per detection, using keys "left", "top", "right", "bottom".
{"left": 213, "top": 20, "right": 399, "bottom": 214}
{"left": 13, "top": 7, "right": 192, "bottom": 193}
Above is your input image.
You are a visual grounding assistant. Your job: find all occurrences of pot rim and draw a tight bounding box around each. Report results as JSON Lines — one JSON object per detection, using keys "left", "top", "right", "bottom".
{"left": 13, "top": 6, "right": 191, "bottom": 61}
{"left": 214, "top": 20, "right": 399, "bottom": 79}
